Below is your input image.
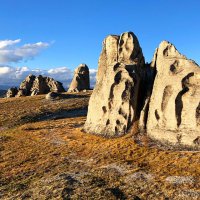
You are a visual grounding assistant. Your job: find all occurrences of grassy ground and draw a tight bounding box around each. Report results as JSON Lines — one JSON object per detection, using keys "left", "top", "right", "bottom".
{"left": 0, "top": 92, "right": 200, "bottom": 199}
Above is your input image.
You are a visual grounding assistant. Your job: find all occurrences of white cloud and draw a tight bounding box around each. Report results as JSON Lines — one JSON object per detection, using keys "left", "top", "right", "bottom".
{"left": 89, "top": 69, "right": 97, "bottom": 73}
{"left": 48, "top": 67, "right": 71, "bottom": 75}
{"left": 47, "top": 67, "right": 72, "bottom": 84}
{"left": 0, "top": 66, "right": 13, "bottom": 74}
{"left": 0, "top": 39, "right": 50, "bottom": 64}
{"left": 89, "top": 68, "right": 97, "bottom": 87}
{"left": 0, "top": 39, "right": 21, "bottom": 49}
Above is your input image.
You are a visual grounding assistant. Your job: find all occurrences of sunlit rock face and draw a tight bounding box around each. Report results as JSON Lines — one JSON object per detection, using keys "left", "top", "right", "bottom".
{"left": 147, "top": 41, "right": 200, "bottom": 147}
{"left": 84, "top": 32, "right": 200, "bottom": 148}
{"left": 68, "top": 64, "right": 90, "bottom": 92}
{"left": 19, "top": 74, "right": 36, "bottom": 95}
{"left": 84, "top": 32, "right": 146, "bottom": 137}
{"left": 30, "top": 75, "right": 65, "bottom": 95}
{"left": 6, "top": 74, "right": 65, "bottom": 97}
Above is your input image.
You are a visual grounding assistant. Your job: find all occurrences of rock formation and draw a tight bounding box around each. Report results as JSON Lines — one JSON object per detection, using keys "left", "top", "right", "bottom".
{"left": 146, "top": 41, "right": 200, "bottom": 147}
{"left": 84, "top": 31, "right": 200, "bottom": 148}
{"left": 6, "top": 75, "right": 65, "bottom": 98}
{"left": 6, "top": 87, "right": 18, "bottom": 98}
{"left": 19, "top": 74, "right": 36, "bottom": 95}
{"left": 68, "top": 64, "right": 90, "bottom": 92}
{"left": 84, "top": 32, "right": 146, "bottom": 137}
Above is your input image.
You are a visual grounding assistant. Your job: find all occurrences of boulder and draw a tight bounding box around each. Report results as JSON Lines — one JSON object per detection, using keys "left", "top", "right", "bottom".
{"left": 84, "top": 32, "right": 146, "bottom": 137}
{"left": 147, "top": 41, "right": 200, "bottom": 147}
{"left": 68, "top": 64, "right": 90, "bottom": 92}
{"left": 45, "top": 92, "right": 59, "bottom": 100}
{"left": 6, "top": 87, "right": 18, "bottom": 98}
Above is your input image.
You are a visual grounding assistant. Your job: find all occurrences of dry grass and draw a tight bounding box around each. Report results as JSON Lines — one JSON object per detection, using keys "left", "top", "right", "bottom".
{"left": 0, "top": 92, "right": 200, "bottom": 199}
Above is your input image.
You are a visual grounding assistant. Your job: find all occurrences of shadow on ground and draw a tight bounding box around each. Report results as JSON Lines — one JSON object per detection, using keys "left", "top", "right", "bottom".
{"left": 19, "top": 107, "right": 88, "bottom": 124}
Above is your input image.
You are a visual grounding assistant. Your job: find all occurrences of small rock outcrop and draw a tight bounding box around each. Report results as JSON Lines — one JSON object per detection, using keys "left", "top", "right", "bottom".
{"left": 84, "top": 32, "right": 146, "bottom": 137}
{"left": 68, "top": 64, "right": 90, "bottom": 92}
{"left": 6, "top": 87, "right": 18, "bottom": 98}
{"left": 45, "top": 92, "right": 60, "bottom": 100}
{"left": 147, "top": 41, "right": 200, "bottom": 147}
{"left": 6, "top": 75, "right": 65, "bottom": 98}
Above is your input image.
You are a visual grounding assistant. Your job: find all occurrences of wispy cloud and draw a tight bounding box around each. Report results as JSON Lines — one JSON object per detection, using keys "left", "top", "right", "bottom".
{"left": 0, "top": 39, "right": 50, "bottom": 64}
{"left": 0, "top": 39, "right": 21, "bottom": 49}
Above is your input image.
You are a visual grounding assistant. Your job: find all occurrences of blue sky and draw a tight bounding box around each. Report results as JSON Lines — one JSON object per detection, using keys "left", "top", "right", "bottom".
{"left": 0, "top": 0, "right": 199, "bottom": 87}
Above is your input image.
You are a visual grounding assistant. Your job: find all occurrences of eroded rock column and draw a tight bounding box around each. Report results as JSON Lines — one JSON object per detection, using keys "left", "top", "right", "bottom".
{"left": 68, "top": 64, "right": 90, "bottom": 92}
{"left": 84, "top": 32, "right": 146, "bottom": 137}
{"left": 147, "top": 41, "right": 200, "bottom": 147}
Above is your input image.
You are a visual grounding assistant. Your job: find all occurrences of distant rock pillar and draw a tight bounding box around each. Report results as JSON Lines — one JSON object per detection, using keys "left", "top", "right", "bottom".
{"left": 68, "top": 64, "right": 90, "bottom": 92}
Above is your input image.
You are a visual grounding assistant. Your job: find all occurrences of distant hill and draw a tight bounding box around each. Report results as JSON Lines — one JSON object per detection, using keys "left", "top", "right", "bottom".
{"left": 0, "top": 85, "right": 12, "bottom": 90}
{"left": 0, "top": 90, "right": 6, "bottom": 98}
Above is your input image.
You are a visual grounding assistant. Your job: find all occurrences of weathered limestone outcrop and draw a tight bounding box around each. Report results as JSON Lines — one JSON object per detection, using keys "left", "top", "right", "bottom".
{"left": 6, "top": 75, "right": 65, "bottom": 98}
{"left": 19, "top": 74, "right": 36, "bottom": 95}
{"left": 68, "top": 64, "right": 90, "bottom": 92}
{"left": 6, "top": 87, "right": 18, "bottom": 98}
{"left": 147, "top": 41, "right": 200, "bottom": 147}
{"left": 30, "top": 75, "right": 51, "bottom": 95}
{"left": 46, "top": 77, "right": 65, "bottom": 93}
{"left": 84, "top": 32, "right": 146, "bottom": 137}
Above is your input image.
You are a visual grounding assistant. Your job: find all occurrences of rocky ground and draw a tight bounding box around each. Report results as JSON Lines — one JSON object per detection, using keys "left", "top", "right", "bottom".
{"left": 0, "top": 92, "right": 200, "bottom": 199}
